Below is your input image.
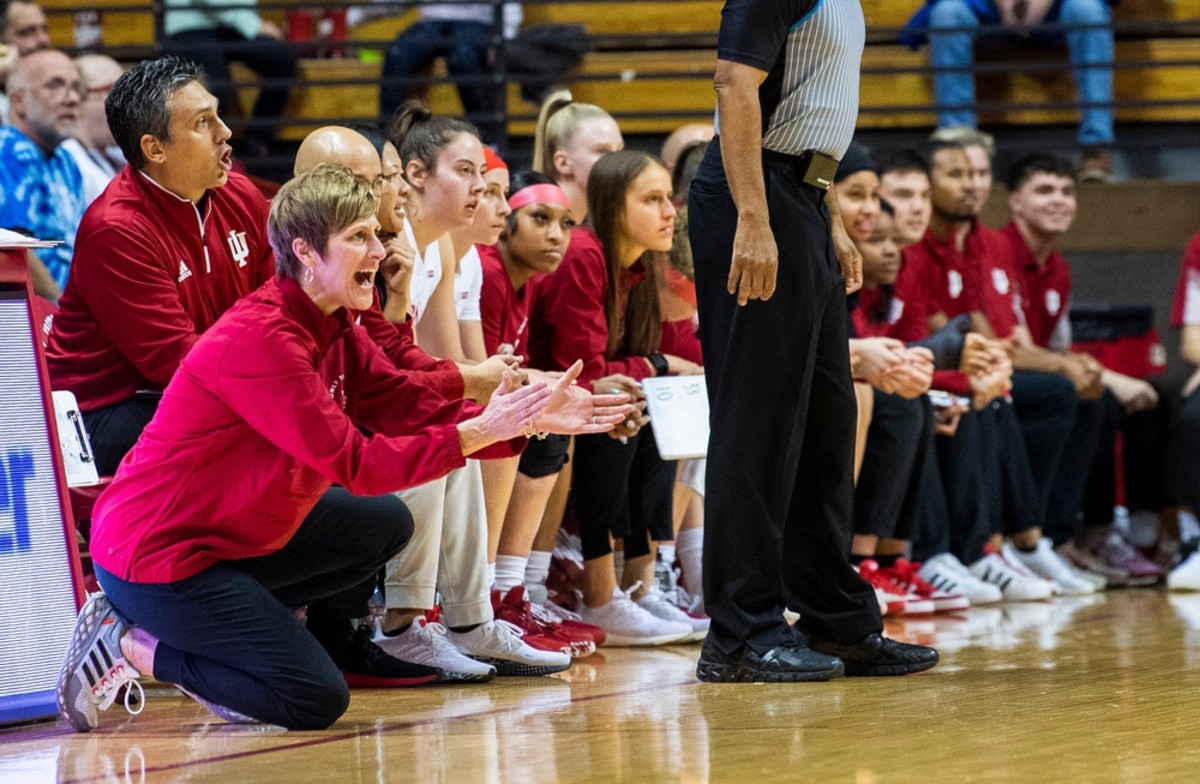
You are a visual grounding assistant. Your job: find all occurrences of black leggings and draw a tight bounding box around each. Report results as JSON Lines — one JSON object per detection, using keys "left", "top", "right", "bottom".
{"left": 571, "top": 427, "right": 674, "bottom": 561}
{"left": 854, "top": 392, "right": 933, "bottom": 541}
{"left": 95, "top": 487, "right": 412, "bottom": 730}
{"left": 1173, "top": 388, "right": 1200, "bottom": 513}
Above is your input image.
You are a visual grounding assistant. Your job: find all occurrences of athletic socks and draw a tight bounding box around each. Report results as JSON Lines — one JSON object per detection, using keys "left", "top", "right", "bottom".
{"left": 493, "top": 555, "right": 528, "bottom": 593}
{"left": 657, "top": 543, "right": 677, "bottom": 569}
{"left": 524, "top": 550, "right": 552, "bottom": 589}
{"left": 677, "top": 528, "right": 703, "bottom": 595}
{"left": 613, "top": 550, "right": 625, "bottom": 583}
{"left": 486, "top": 561, "right": 496, "bottom": 589}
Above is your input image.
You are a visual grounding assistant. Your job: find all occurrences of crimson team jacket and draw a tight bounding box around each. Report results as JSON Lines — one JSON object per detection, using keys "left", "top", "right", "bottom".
{"left": 526, "top": 228, "right": 654, "bottom": 388}
{"left": 357, "top": 288, "right": 465, "bottom": 400}
{"left": 91, "top": 276, "right": 524, "bottom": 584}
{"left": 478, "top": 244, "right": 537, "bottom": 357}
{"left": 47, "top": 168, "right": 275, "bottom": 411}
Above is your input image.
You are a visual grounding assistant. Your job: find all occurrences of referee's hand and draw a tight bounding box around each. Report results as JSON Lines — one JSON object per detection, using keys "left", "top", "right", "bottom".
{"left": 728, "top": 216, "right": 778, "bottom": 306}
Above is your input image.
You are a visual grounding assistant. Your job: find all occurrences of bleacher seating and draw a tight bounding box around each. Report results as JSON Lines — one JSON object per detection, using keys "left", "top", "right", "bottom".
{"left": 32, "top": 0, "right": 1200, "bottom": 138}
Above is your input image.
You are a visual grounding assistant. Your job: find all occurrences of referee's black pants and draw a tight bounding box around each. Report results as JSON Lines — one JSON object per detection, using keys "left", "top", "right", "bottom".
{"left": 689, "top": 142, "right": 881, "bottom": 656}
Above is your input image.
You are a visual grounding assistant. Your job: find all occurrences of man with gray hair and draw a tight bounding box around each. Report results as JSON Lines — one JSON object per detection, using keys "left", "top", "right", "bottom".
{"left": 62, "top": 53, "right": 126, "bottom": 204}
{"left": 0, "top": 48, "right": 86, "bottom": 295}
{"left": 0, "top": 0, "right": 51, "bottom": 123}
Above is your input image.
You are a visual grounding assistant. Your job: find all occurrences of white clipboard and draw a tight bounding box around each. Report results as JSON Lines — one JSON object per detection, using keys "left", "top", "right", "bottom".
{"left": 51, "top": 390, "right": 101, "bottom": 487}
{"left": 641, "top": 375, "right": 709, "bottom": 460}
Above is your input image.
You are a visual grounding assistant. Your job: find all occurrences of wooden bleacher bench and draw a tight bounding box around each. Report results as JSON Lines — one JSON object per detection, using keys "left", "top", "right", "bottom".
{"left": 244, "top": 33, "right": 1200, "bottom": 140}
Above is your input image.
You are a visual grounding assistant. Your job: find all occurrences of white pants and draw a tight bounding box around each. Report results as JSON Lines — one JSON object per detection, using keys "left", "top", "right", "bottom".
{"left": 681, "top": 458, "right": 706, "bottom": 497}
{"left": 385, "top": 460, "right": 492, "bottom": 627}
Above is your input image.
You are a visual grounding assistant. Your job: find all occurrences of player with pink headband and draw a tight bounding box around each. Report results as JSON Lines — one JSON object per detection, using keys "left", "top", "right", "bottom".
{"left": 477, "top": 170, "right": 607, "bottom": 651}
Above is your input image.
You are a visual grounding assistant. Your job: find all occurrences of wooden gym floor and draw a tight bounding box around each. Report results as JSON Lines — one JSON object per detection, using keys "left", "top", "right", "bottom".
{"left": 5, "top": 589, "right": 1200, "bottom": 783}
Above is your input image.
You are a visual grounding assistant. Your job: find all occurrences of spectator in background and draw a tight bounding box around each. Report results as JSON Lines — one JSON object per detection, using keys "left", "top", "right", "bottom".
{"left": 62, "top": 53, "right": 125, "bottom": 204}
{"left": 380, "top": 1, "right": 522, "bottom": 144}
{"left": 0, "top": 0, "right": 50, "bottom": 123}
{"left": 163, "top": 0, "right": 297, "bottom": 156}
{"left": 906, "top": 0, "right": 1117, "bottom": 180}
{"left": 0, "top": 48, "right": 86, "bottom": 296}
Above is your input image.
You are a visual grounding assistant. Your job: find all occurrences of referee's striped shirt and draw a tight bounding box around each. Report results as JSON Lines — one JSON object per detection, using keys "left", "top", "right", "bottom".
{"left": 715, "top": 0, "right": 865, "bottom": 161}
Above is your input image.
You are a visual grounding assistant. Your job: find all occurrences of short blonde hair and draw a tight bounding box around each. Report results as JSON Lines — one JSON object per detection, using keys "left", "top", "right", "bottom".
{"left": 269, "top": 164, "right": 376, "bottom": 279}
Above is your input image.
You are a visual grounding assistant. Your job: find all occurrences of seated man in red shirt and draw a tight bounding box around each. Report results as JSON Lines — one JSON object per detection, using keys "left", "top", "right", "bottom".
{"left": 1001, "top": 152, "right": 1165, "bottom": 585}
{"left": 46, "top": 56, "right": 275, "bottom": 477}
{"left": 902, "top": 136, "right": 1100, "bottom": 597}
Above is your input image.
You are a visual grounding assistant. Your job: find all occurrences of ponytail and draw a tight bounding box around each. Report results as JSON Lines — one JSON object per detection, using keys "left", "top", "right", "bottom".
{"left": 532, "top": 89, "right": 612, "bottom": 181}
{"left": 387, "top": 99, "right": 479, "bottom": 175}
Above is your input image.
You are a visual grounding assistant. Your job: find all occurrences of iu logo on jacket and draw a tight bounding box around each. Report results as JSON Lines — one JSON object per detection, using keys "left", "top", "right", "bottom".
{"left": 227, "top": 230, "right": 250, "bottom": 267}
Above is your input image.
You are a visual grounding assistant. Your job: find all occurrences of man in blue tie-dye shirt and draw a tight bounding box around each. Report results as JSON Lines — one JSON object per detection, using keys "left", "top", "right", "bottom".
{"left": 0, "top": 48, "right": 86, "bottom": 296}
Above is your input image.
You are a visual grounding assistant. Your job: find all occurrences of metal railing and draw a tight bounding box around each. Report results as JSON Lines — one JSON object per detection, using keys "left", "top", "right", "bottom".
{"left": 40, "top": 0, "right": 1200, "bottom": 162}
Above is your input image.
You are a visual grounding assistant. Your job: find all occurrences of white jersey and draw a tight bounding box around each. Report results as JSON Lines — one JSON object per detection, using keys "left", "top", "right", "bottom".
{"left": 406, "top": 218, "right": 443, "bottom": 325}
{"left": 455, "top": 245, "right": 484, "bottom": 322}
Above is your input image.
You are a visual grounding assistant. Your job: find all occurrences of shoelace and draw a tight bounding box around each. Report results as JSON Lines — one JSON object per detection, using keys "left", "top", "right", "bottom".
{"left": 493, "top": 619, "right": 530, "bottom": 649}
{"left": 889, "top": 562, "right": 938, "bottom": 596}
{"left": 415, "top": 619, "right": 450, "bottom": 642}
{"left": 95, "top": 662, "right": 145, "bottom": 717}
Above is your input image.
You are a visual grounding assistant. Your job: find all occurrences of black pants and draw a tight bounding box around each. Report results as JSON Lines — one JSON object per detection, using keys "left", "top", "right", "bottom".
{"left": 166, "top": 28, "right": 297, "bottom": 142}
{"left": 1173, "top": 389, "right": 1200, "bottom": 512}
{"left": 1076, "top": 390, "right": 1170, "bottom": 530}
{"left": 933, "top": 402, "right": 1041, "bottom": 564}
{"left": 572, "top": 428, "right": 674, "bottom": 561}
{"left": 854, "top": 392, "right": 934, "bottom": 541}
{"left": 96, "top": 487, "right": 412, "bottom": 730}
{"left": 1009, "top": 371, "right": 1082, "bottom": 530}
{"left": 82, "top": 397, "right": 159, "bottom": 477}
{"left": 936, "top": 408, "right": 993, "bottom": 564}
{"left": 913, "top": 437, "right": 954, "bottom": 562}
{"left": 689, "top": 142, "right": 881, "bottom": 655}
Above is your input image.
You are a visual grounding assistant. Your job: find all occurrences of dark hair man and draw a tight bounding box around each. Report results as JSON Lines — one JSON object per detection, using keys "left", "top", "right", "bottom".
{"left": 46, "top": 56, "right": 273, "bottom": 475}
{"left": 1002, "top": 152, "right": 1164, "bottom": 585}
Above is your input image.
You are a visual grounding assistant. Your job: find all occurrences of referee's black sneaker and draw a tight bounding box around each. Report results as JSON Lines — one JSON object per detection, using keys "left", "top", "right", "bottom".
{"left": 695, "top": 635, "right": 845, "bottom": 683}
{"left": 810, "top": 632, "right": 938, "bottom": 676}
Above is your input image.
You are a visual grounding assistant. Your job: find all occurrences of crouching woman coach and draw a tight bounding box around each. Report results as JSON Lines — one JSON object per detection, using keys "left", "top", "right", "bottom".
{"left": 57, "top": 164, "right": 630, "bottom": 733}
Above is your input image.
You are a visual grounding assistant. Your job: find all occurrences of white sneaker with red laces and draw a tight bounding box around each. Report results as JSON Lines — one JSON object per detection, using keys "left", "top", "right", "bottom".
{"left": 882, "top": 558, "right": 971, "bottom": 613}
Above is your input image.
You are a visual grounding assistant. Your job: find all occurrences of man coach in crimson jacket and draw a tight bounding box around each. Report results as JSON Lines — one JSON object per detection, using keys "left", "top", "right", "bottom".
{"left": 46, "top": 56, "right": 275, "bottom": 476}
